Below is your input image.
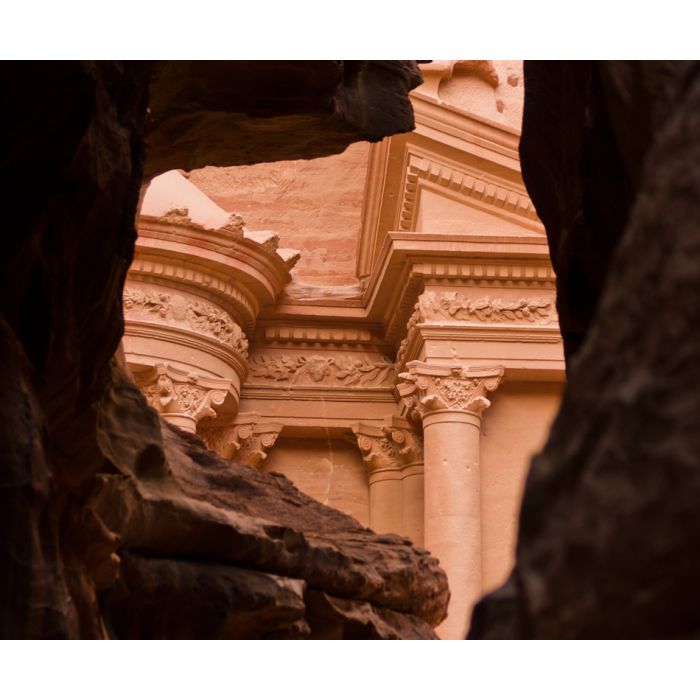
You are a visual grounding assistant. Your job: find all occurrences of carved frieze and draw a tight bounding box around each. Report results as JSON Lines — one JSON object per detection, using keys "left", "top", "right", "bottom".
{"left": 417, "top": 291, "right": 556, "bottom": 325}
{"left": 136, "top": 363, "right": 234, "bottom": 425}
{"left": 200, "top": 413, "right": 283, "bottom": 469}
{"left": 397, "top": 362, "right": 504, "bottom": 417}
{"left": 248, "top": 354, "right": 395, "bottom": 387}
{"left": 124, "top": 286, "right": 249, "bottom": 357}
{"left": 396, "top": 291, "right": 557, "bottom": 367}
{"left": 352, "top": 418, "right": 424, "bottom": 474}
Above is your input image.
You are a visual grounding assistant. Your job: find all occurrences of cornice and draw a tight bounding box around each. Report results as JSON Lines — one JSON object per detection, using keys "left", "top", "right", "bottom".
{"left": 252, "top": 322, "right": 392, "bottom": 355}
{"left": 128, "top": 256, "right": 258, "bottom": 333}
{"left": 124, "top": 321, "right": 249, "bottom": 378}
{"left": 241, "top": 386, "right": 397, "bottom": 403}
{"left": 137, "top": 213, "right": 297, "bottom": 311}
{"left": 410, "top": 91, "right": 521, "bottom": 167}
{"left": 364, "top": 231, "right": 556, "bottom": 344}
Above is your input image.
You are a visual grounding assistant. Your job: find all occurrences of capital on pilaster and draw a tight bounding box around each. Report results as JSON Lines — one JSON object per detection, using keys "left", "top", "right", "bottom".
{"left": 200, "top": 412, "right": 283, "bottom": 469}
{"left": 397, "top": 361, "right": 504, "bottom": 417}
{"left": 135, "top": 363, "right": 235, "bottom": 431}
{"left": 352, "top": 416, "right": 424, "bottom": 474}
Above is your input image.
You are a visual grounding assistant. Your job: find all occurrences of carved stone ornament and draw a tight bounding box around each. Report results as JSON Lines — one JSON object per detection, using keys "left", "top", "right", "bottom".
{"left": 124, "top": 285, "right": 249, "bottom": 357}
{"left": 397, "top": 361, "right": 504, "bottom": 417}
{"left": 248, "top": 354, "right": 395, "bottom": 387}
{"left": 351, "top": 418, "right": 423, "bottom": 474}
{"left": 396, "top": 292, "right": 557, "bottom": 367}
{"left": 135, "top": 363, "right": 234, "bottom": 425}
{"left": 416, "top": 291, "right": 557, "bottom": 325}
{"left": 200, "top": 413, "right": 283, "bottom": 469}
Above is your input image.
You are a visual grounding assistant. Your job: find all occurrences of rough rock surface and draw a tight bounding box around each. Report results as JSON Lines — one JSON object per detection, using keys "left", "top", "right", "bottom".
{"left": 519, "top": 61, "right": 690, "bottom": 362}
{"left": 146, "top": 60, "right": 423, "bottom": 179}
{"left": 470, "top": 61, "right": 700, "bottom": 638}
{"left": 0, "top": 60, "right": 446, "bottom": 639}
{"left": 95, "top": 369, "right": 447, "bottom": 638}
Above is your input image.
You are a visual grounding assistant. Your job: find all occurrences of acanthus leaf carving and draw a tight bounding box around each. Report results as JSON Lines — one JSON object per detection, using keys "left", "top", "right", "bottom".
{"left": 136, "top": 363, "right": 233, "bottom": 425}
{"left": 124, "top": 285, "right": 249, "bottom": 357}
{"left": 397, "top": 362, "right": 504, "bottom": 416}
{"left": 248, "top": 354, "right": 396, "bottom": 387}
{"left": 352, "top": 418, "right": 424, "bottom": 474}
{"left": 200, "top": 413, "right": 283, "bottom": 469}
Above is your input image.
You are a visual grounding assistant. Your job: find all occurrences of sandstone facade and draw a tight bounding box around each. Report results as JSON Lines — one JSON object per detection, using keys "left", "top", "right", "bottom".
{"left": 0, "top": 60, "right": 447, "bottom": 639}
{"left": 125, "top": 61, "right": 565, "bottom": 639}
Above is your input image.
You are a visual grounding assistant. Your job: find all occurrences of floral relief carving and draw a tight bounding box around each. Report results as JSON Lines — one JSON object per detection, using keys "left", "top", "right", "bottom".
{"left": 416, "top": 291, "right": 557, "bottom": 324}
{"left": 248, "top": 354, "right": 395, "bottom": 387}
{"left": 396, "top": 292, "right": 557, "bottom": 367}
{"left": 124, "top": 286, "right": 249, "bottom": 356}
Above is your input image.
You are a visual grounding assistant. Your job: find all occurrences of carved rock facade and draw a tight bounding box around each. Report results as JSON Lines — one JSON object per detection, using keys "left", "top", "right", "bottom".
{"left": 1, "top": 60, "right": 447, "bottom": 640}
{"left": 132, "top": 61, "right": 566, "bottom": 640}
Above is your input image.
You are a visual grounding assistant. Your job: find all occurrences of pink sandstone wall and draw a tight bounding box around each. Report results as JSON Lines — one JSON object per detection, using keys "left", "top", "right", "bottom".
{"left": 480, "top": 382, "right": 563, "bottom": 593}
{"left": 261, "top": 437, "right": 370, "bottom": 527}
{"left": 187, "top": 141, "right": 370, "bottom": 288}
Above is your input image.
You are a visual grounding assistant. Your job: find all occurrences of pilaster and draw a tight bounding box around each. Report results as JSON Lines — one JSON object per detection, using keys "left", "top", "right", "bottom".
{"left": 352, "top": 417, "right": 424, "bottom": 545}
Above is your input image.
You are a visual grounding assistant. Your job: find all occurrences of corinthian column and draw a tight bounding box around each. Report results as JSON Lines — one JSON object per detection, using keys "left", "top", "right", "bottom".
{"left": 398, "top": 361, "right": 504, "bottom": 639}
{"left": 352, "top": 422, "right": 404, "bottom": 536}
{"left": 351, "top": 417, "right": 424, "bottom": 543}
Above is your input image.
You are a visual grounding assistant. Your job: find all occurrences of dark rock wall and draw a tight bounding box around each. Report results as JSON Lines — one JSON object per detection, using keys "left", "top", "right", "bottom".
{"left": 146, "top": 60, "right": 423, "bottom": 178}
{"left": 519, "top": 61, "right": 688, "bottom": 362}
{"left": 0, "top": 60, "right": 443, "bottom": 639}
{"left": 470, "top": 61, "right": 700, "bottom": 638}
{"left": 1, "top": 61, "right": 153, "bottom": 638}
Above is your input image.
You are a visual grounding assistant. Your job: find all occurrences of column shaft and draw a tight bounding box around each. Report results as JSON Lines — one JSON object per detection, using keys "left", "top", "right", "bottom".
{"left": 401, "top": 462, "right": 424, "bottom": 548}
{"left": 423, "top": 409, "right": 482, "bottom": 640}
{"left": 368, "top": 469, "right": 404, "bottom": 535}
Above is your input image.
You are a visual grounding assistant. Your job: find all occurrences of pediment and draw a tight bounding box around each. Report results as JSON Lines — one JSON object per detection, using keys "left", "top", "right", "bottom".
{"left": 399, "top": 153, "right": 543, "bottom": 236}
{"left": 414, "top": 187, "right": 535, "bottom": 236}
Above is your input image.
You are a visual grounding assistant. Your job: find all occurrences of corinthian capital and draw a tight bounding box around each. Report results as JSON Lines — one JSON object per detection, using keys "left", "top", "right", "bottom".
{"left": 397, "top": 361, "right": 504, "bottom": 417}
{"left": 135, "top": 363, "right": 234, "bottom": 431}
{"left": 200, "top": 412, "right": 283, "bottom": 469}
{"left": 352, "top": 416, "right": 423, "bottom": 474}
